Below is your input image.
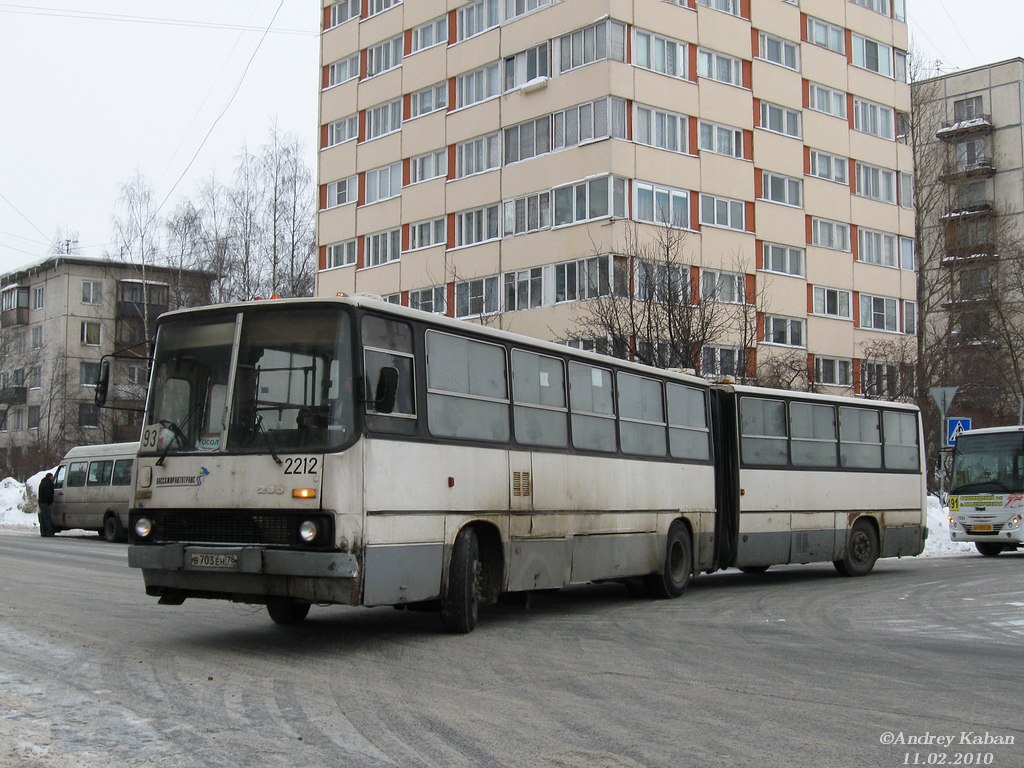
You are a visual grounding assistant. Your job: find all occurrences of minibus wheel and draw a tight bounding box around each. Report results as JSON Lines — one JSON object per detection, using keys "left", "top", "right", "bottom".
{"left": 102, "top": 515, "right": 123, "bottom": 543}
{"left": 975, "top": 542, "right": 1004, "bottom": 557}
{"left": 266, "top": 597, "right": 311, "bottom": 625}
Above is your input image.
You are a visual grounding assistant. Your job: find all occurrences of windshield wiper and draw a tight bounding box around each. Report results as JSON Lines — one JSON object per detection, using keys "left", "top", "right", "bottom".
{"left": 155, "top": 419, "right": 190, "bottom": 467}
{"left": 255, "top": 414, "right": 283, "bottom": 465}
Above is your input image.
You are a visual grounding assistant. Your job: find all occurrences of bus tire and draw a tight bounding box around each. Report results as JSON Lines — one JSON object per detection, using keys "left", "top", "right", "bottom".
{"left": 645, "top": 521, "right": 692, "bottom": 599}
{"left": 102, "top": 515, "right": 122, "bottom": 543}
{"left": 834, "top": 518, "right": 879, "bottom": 577}
{"left": 975, "top": 542, "right": 1004, "bottom": 557}
{"left": 266, "top": 597, "right": 310, "bottom": 625}
{"left": 739, "top": 565, "right": 769, "bottom": 574}
{"left": 440, "top": 527, "right": 481, "bottom": 634}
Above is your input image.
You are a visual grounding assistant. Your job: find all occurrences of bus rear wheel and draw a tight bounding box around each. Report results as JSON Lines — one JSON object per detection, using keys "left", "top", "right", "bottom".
{"left": 266, "top": 597, "right": 311, "bottom": 625}
{"left": 440, "top": 527, "right": 481, "bottom": 634}
{"left": 975, "top": 542, "right": 1005, "bottom": 557}
{"left": 102, "top": 515, "right": 123, "bottom": 543}
{"left": 834, "top": 518, "right": 879, "bottom": 577}
{"left": 645, "top": 521, "right": 692, "bottom": 599}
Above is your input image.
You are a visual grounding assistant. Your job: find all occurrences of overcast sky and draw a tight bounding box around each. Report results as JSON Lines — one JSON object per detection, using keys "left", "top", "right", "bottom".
{"left": 0, "top": 0, "right": 1019, "bottom": 276}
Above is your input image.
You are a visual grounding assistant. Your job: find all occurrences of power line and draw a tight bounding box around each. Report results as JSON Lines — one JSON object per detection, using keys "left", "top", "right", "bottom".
{"left": 0, "top": 190, "right": 52, "bottom": 244}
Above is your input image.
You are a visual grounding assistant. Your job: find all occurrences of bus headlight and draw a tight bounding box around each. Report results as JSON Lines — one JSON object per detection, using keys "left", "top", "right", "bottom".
{"left": 134, "top": 517, "right": 154, "bottom": 539}
{"left": 298, "top": 519, "right": 320, "bottom": 544}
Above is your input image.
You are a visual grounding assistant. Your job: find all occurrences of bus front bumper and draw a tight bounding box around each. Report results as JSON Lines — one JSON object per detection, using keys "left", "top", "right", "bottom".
{"left": 948, "top": 515, "right": 1024, "bottom": 546}
{"left": 128, "top": 544, "right": 361, "bottom": 605}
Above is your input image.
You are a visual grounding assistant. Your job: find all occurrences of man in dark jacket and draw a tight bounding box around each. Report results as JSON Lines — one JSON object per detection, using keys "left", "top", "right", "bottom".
{"left": 37, "top": 472, "right": 55, "bottom": 537}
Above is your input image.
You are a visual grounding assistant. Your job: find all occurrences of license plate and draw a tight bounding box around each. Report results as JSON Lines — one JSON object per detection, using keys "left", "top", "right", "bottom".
{"left": 189, "top": 552, "right": 239, "bottom": 569}
{"left": 972, "top": 524, "right": 993, "bottom": 532}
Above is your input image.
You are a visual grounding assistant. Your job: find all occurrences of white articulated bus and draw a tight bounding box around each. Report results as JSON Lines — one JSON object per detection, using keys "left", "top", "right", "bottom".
{"left": 118, "top": 297, "right": 926, "bottom": 632}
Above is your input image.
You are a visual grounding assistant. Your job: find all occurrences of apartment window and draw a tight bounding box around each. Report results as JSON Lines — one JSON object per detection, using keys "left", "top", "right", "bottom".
{"left": 81, "top": 321, "right": 101, "bottom": 345}
{"left": 411, "top": 15, "right": 447, "bottom": 53}
{"left": 326, "top": 176, "right": 357, "bottom": 208}
{"left": 852, "top": 34, "right": 892, "bottom": 77}
{"left": 858, "top": 229, "right": 897, "bottom": 267}
{"left": 326, "top": 239, "right": 357, "bottom": 268}
{"left": 898, "top": 172, "right": 914, "bottom": 208}
{"left": 758, "top": 32, "right": 799, "bottom": 70}
{"left": 31, "top": 325, "right": 42, "bottom": 349}
{"left": 637, "top": 261, "right": 689, "bottom": 303}
{"left": 80, "top": 361, "right": 100, "bottom": 387}
{"left": 327, "top": 54, "right": 359, "bottom": 87}
{"left": 635, "top": 105, "right": 688, "bottom": 153}
{"left": 853, "top": 97, "right": 894, "bottom": 139}
{"left": 815, "top": 357, "right": 852, "bottom": 387}
{"left": 327, "top": 115, "right": 358, "bottom": 147}
{"left": 504, "top": 116, "right": 551, "bottom": 164}
{"left": 366, "top": 0, "right": 401, "bottom": 17}
{"left": 853, "top": 0, "right": 890, "bottom": 14}
{"left": 79, "top": 402, "right": 100, "bottom": 428}
{"left": 954, "top": 96, "right": 984, "bottom": 122}
{"left": 456, "top": 133, "right": 501, "bottom": 177}
{"left": 809, "top": 149, "right": 848, "bottom": 184}
{"left": 409, "top": 148, "right": 447, "bottom": 184}
{"left": 82, "top": 280, "right": 103, "bottom": 305}
{"left": 702, "top": 269, "right": 745, "bottom": 304}
{"left": 813, "top": 286, "right": 852, "bottom": 319}
{"left": 10, "top": 409, "right": 23, "bottom": 431}
{"left": 552, "top": 98, "right": 627, "bottom": 149}
{"left": 954, "top": 138, "right": 988, "bottom": 171}
{"left": 365, "top": 99, "right": 402, "bottom": 140}
{"left": 894, "top": 50, "right": 907, "bottom": 83}
{"left": 699, "top": 193, "right": 745, "bottom": 231}
{"left": 364, "top": 229, "right": 401, "bottom": 268}
{"left": 10, "top": 368, "right": 23, "bottom": 387}
{"left": 855, "top": 162, "right": 896, "bottom": 203}
{"left": 366, "top": 35, "right": 403, "bottom": 78}
{"left": 455, "top": 276, "right": 500, "bottom": 317}
{"left": 364, "top": 163, "right": 402, "bottom": 205}
{"left": 698, "top": 48, "right": 742, "bottom": 86}
{"left": 862, "top": 361, "right": 900, "bottom": 398}
{"left": 505, "top": 0, "right": 551, "bottom": 20}
{"left": 806, "top": 17, "right": 844, "bottom": 53}
{"left": 811, "top": 218, "right": 850, "bottom": 251}
{"left": 27, "top": 404, "right": 39, "bottom": 431}
{"left": 328, "top": 0, "right": 359, "bottom": 27}
{"left": 504, "top": 43, "right": 549, "bottom": 91}
{"left": 900, "top": 237, "right": 915, "bottom": 270}
{"left": 458, "top": 0, "right": 500, "bottom": 42}
{"left": 759, "top": 101, "right": 801, "bottom": 138}
{"left": 456, "top": 62, "right": 500, "bottom": 108}
{"left": 761, "top": 171, "right": 802, "bottom": 207}
{"left": 408, "top": 218, "right": 446, "bottom": 251}
{"left": 503, "top": 191, "right": 551, "bottom": 236}
{"left": 808, "top": 83, "right": 846, "bottom": 118}
{"left": 409, "top": 83, "right": 447, "bottom": 119}
{"left": 557, "top": 20, "right": 627, "bottom": 73}
{"left": 703, "top": 346, "right": 745, "bottom": 379}
{"left": 31, "top": 286, "right": 43, "bottom": 310}
{"left": 553, "top": 176, "right": 626, "bottom": 227}
{"left": 904, "top": 301, "right": 918, "bottom": 336}
{"left": 765, "top": 316, "right": 804, "bottom": 347}
{"left": 762, "top": 242, "right": 804, "bottom": 277}
{"left": 555, "top": 255, "right": 622, "bottom": 302}
{"left": 697, "top": 0, "right": 741, "bottom": 15}
{"left": 634, "top": 30, "right": 687, "bottom": 78}
{"left": 408, "top": 287, "right": 446, "bottom": 314}
{"left": 28, "top": 366, "right": 41, "bottom": 389}
{"left": 504, "top": 268, "right": 544, "bottom": 311}
{"left": 635, "top": 182, "right": 689, "bottom": 228}
{"left": 860, "top": 294, "right": 898, "bottom": 332}
{"left": 456, "top": 204, "right": 501, "bottom": 247}
{"left": 698, "top": 120, "right": 743, "bottom": 158}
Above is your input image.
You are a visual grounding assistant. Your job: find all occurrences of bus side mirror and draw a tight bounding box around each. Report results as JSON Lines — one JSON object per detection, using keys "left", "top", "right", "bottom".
{"left": 373, "top": 367, "right": 399, "bottom": 414}
{"left": 94, "top": 360, "right": 110, "bottom": 407}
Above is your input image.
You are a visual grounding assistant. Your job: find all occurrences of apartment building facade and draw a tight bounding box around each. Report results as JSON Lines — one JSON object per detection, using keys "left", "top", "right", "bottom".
{"left": 316, "top": 0, "right": 915, "bottom": 393}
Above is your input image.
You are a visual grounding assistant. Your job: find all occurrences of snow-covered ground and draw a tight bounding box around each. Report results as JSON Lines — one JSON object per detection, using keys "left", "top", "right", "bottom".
{"left": 0, "top": 474, "right": 980, "bottom": 557}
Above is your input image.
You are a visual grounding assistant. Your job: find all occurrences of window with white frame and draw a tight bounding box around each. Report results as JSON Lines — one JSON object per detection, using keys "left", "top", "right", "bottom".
{"left": 759, "top": 101, "right": 801, "bottom": 138}
{"left": 954, "top": 138, "right": 988, "bottom": 172}
{"left": 699, "top": 193, "right": 745, "bottom": 230}
{"left": 554, "top": 255, "right": 622, "bottom": 302}
{"left": 758, "top": 32, "right": 799, "bottom": 70}
{"left": 703, "top": 346, "right": 745, "bottom": 379}
{"left": 365, "top": 229, "right": 401, "bottom": 267}
{"left": 407, "top": 218, "right": 447, "bottom": 250}
{"left": 860, "top": 294, "right": 898, "bottom": 332}
{"left": 365, "top": 99, "right": 402, "bottom": 140}
{"left": 813, "top": 286, "right": 852, "bottom": 319}
{"left": 765, "top": 315, "right": 804, "bottom": 346}
{"left": 855, "top": 162, "right": 896, "bottom": 203}
{"left": 858, "top": 228, "right": 897, "bottom": 267}
{"left": 455, "top": 276, "right": 500, "bottom": 317}
{"left": 326, "top": 176, "right": 357, "bottom": 208}
{"left": 552, "top": 97, "right": 627, "bottom": 150}
{"left": 556, "top": 20, "right": 627, "bottom": 73}
{"left": 327, "top": 115, "right": 358, "bottom": 147}
{"left": 811, "top": 218, "right": 850, "bottom": 250}
{"left": 409, "top": 83, "right": 447, "bottom": 119}
{"left": 31, "top": 286, "right": 43, "bottom": 310}
{"left": 852, "top": 34, "right": 892, "bottom": 77}
{"left": 80, "top": 361, "right": 100, "bottom": 387}
{"left": 761, "top": 171, "right": 803, "bottom": 207}
{"left": 504, "top": 268, "right": 543, "bottom": 311}
{"left": 458, "top": 0, "right": 500, "bottom": 42}
{"left": 81, "top": 320, "right": 101, "bottom": 345}
{"left": 504, "top": 116, "right": 551, "bottom": 164}
{"left": 382, "top": 294, "right": 401, "bottom": 305}
{"left": 409, "top": 148, "right": 447, "bottom": 184}
{"left": 326, "top": 239, "right": 357, "bottom": 268}
{"left": 698, "top": 48, "right": 742, "bottom": 86}
{"left": 815, "top": 357, "right": 852, "bottom": 386}
{"left": 853, "top": 97, "right": 894, "bottom": 139}
{"left": 31, "top": 325, "right": 42, "bottom": 349}
{"left": 366, "top": 35, "right": 403, "bottom": 78}
{"left": 809, "top": 149, "right": 848, "bottom": 184}
{"left": 762, "top": 242, "right": 804, "bottom": 277}
{"left": 698, "top": 120, "right": 743, "bottom": 157}
{"left": 456, "top": 62, "right": 500, "bottom": 108}
{"left": 411, "top": 15, "right": 447, "bottom": 53}
{"left": 503, "top": 191, "right": 551, "bottom": 236}
{"left": 953, "top": 95, "right": 984, "bottom": 121}
{"left": 894, "top": 50, "right": 907, "bottom": 83}
{"left": 456, "top": 133, "right": 501, "bottom": 178}
{"left": 409, "top": 286, "right": 447, "bottom": 314}
{"left": 366, "top": 0, "right": 401, "bottom": 17}
{"left": 808, "top": 83, "right": 846, "bottom": 118}
{"left": 636, "top": 261, "right": 689, "bottom": 303}
{"left": 327, "top": 54, "right": 359, "bottom": 87}
{"left": 505, "top": 0, "right": 551, "bottom": 20}
{"left": 634, "top": 30, "right": 687, "bottom": 78}
{"left": 504, "top": 42, "right": 549, "bottom": 91}
{"left": 697, "top": 0, "right": 741, "bottom": 15}
{"left": 702, "top": 269, "right": 745, "bottom": 303}
{"left": 456, "top": 204, "right": 501, "bottom": 246}
{"left": 328, "top": 0, "right": 359, "bottom": 29}
{"left": 364, "top": 163, "right": 402, "bottom": 205}
{"left": 852, "top": 0, "right": 890, "bottom": 15}
{"left": 899, "top": 237, "right": 915, "bottom": 270}
{"left": 806, "top": 16, "right": 844, "bottom": 53}
{"left": 861, "top": 360, "right": 900, "bottom": 398}
{"left": 904, "top": 300, "right": 918, "bottom": 335}
{"left": 635, "top": 105, "right": 688, "bottom": 153}
{"left": 552, "top": 176, "right": 626, "bottom": 227}
{"left": 635, "top": 182, "right": 689, "bottom": 228}
{"left": 82, "top": 280, "right": 103, "bottom": 305}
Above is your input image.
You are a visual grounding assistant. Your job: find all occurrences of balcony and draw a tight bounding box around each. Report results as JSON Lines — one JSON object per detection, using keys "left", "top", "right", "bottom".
{"left": 941, "top": 157, "right": 996, "bottom": 181}
{"left": 0, "top": 307, "right": 29, "bottom": 327}
{"left": 941, "top": 200, "right": 994, "bottom": 220}
{"left": 116, "top": 300, "right": 168, "bottom": 324}
{"left": 936, "top": 114, "right": 994, "bottom": 140}
{"left": 0, "top": 386, "right": 27, "bottom": 406}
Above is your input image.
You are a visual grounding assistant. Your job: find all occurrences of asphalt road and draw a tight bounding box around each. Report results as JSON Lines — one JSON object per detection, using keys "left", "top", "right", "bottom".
{"left": 1, "top": 529, "right": 1021, "bottom": 768}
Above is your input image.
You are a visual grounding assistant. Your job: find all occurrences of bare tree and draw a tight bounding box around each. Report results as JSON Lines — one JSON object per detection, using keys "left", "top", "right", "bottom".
{"left": 260, "top": 126, "right": 315, "bottom": 297}
{"left": 228, "top": 145, "right": 268, "bottom": 300}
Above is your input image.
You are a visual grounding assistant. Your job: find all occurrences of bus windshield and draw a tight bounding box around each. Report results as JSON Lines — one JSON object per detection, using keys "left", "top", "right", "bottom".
{"left": 144, "top": 307, "right": 355, "bottom": 456}
{"left": 950, "top": 432, "right": 1024, "bottom": 494}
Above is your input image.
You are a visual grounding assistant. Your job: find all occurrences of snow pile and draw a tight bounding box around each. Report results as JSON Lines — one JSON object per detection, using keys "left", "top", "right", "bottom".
{"left": 924, "top": 494, "right": 975, "bottom": 557}
{"left": 0, "top": 476, "right": 34, "bottom": 528}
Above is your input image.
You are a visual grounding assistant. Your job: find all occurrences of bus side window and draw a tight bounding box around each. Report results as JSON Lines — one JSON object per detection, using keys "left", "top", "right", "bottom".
{"left": 740, "top": 397, "right": 788, "bottom": 465}
{"left": 839, "top": 407, "right": 881, "bottom": 468}
{"left": 88, "top": 460, "right": 114, "bottom": 486}
{"left": 67, "top": 462, "right": 88, "bottom": 487}
{"left": 426, "top": 331, "right": 509, "bottom": 442}
{"left": 511, "top": 349, "right": 568, "bottom": 448}
{"left": 790, "top": 403, "right": 837, "bottom": 467}
{"left": 667, "top": 384, "right": 710, "bottom": 461}
{"left": 112, "top": 459, "right": 133, "bottom": 486}
{"left": 54, "top": 465, "right": 67, "bottom": 489}
{"left": 618, "top": 372, "right": 666, "bottom": 457}
{"left": 883, "top": 411, "right": 919, "bottom": 470}
{"left": 568, "top": 362, "right": 616, "bottom": 452}
{"left": 363, "top": 315, "right": 417, "bottom": 434}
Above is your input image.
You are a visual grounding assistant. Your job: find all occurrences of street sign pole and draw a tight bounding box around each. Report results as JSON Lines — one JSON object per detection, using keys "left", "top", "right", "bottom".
{"left": 929, "top": 387, "right": 958, "bottom": 495}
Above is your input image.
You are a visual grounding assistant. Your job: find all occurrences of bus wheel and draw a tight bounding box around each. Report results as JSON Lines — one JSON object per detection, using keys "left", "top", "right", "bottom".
{"left": 266, "top": 597, "right": 311, "bottom": 625}
{"left": 645, "top": 521, "right": 692, "bottom": 599}
{"left": 834, "top": 518, "right": 879, "bottom": 577}
{"left": 739, "top": 565, "right": 770, "bottom": 575}
{"left": 440, "top": 527, "right": 481, "bottom": 634}
{"left": 975, "top": 542, "right": 1005, "bottom": 557}
{"left": 102, "top": 515, "right": 121, "bottom": 543}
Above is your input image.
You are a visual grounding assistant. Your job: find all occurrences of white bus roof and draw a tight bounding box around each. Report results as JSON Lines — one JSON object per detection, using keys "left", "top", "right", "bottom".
{"left": 715, "top": 382, "right": 919, "bottom": 411}
{"left": 61, "top": 442, "right": 140, "bottom": 461}
{"left": 958, "top": 425, "right": 1024, "bottom": 437}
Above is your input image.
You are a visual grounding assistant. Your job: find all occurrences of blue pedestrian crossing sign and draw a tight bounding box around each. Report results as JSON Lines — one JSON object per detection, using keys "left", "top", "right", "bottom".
{"left": 945, "top": 417, "right": 972, "bottom": 447}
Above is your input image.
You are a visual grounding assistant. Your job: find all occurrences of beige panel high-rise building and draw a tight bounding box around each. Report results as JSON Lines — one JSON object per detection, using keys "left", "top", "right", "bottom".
{"left": 316, "top": 0, "right": 915, "bottom": 393}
